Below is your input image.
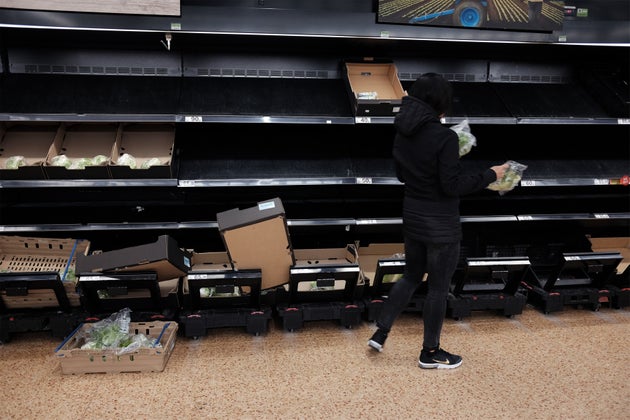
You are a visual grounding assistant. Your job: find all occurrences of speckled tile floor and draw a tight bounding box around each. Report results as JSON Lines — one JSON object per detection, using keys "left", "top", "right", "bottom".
{"left": 1, "top": 304, "right": 629, "bottom": 420}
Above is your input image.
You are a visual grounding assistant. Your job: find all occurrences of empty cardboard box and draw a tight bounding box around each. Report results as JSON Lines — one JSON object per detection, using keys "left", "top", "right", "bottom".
{"left": 343, "top": 62, "right": 405, "bottom": 116}
{"left": 358, "top": 243, "right": 404, "bottom": 287}
{"left": 76, "top": 235, "right": 191, "bottom": 281}
{"left": 588, "top": 237, "right": 630, "bottom": 275}
{"left": 217, "top": 198, "right": 295, "bottom": 290}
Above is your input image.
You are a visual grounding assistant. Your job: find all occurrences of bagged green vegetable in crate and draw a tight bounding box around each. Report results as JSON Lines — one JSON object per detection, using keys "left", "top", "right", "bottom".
{"left": 77, "top": 307, "right": 160, "bottom": 355}
{"left": 487, "top": 160, "right": 528, "bottom": 195}
{"left": 450, "top": 119, "right": 476, "bottom": 157}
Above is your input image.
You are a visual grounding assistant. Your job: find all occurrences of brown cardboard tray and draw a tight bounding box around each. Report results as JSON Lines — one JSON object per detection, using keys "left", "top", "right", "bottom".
{"left": 110, "top": 123, "right": 176, "bottom": 179}
{"left": 44, "top": 122, "right": 118, "bottom": 179}
{"left": 358, "top": 243, "right": 404, "bottom": 286}
{"left": 344, "top": 62, "right": 405, "bottom": 116}
{"left": 183, "top": 251, "right": 232, "bottom": 295}
{"left": 55, "top": 320, "right": 178, "bottom": 374}
{"left": 588, "top": 236, "right": 630, "bottom": 274}
{"left": 293, "top": 245, "right": 362, "bottom": 292}
{"left": 0, "top": 122, "right": 61, "bottom": 180}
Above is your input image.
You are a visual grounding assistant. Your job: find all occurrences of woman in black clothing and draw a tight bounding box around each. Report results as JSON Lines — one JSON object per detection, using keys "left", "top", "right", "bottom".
{"left": 368, "top": 73, "right": 509, "bottom": 369}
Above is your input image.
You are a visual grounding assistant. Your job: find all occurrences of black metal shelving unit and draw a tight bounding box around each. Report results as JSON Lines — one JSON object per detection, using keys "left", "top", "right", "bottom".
{"left": 0, "top": 1, "right": 628, "bottom": 255}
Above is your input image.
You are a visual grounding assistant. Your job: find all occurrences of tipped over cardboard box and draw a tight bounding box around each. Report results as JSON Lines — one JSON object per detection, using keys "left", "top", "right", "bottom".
{"left": 217, "top": 198, "right": 295, "bottom": 290}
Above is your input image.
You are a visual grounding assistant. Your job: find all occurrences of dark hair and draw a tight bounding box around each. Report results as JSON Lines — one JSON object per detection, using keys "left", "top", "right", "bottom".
{"left": 407, "top": 72, "right": 453, "bottom": 116}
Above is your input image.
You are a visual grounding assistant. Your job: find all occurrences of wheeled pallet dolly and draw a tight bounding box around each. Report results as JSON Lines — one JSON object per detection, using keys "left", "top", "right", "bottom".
{"left": 448, "top": 256, "right": 531, "bottom": 320}
{"left": 277, "top": 264, "right": 364, "bottom": 331}
{"left": 364, "top": 258, "right": 427, "bottom": 321}
{"left": 179, "top": 269, "right": 271, "bottom": 338}
{"left": 0, "top": 272, "right": 82, "bottom": 342}
{"left": 523, "top": 251, "right": 622, "bottom": 314}
{"left": 77, "top": 271, "right": 180, "bottom": 322}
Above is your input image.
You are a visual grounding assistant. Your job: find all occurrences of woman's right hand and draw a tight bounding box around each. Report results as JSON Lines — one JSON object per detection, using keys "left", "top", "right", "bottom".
{"left": 491, "top": 162, "right": 510, "bottom": 180}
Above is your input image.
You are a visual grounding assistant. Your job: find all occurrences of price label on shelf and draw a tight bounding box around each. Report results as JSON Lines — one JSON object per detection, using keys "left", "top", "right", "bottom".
{"left": 356, "top": 177, "right": 373, "bottom": 184}
{"left": 520, "top": 180, "right": 536, "bottom": 187}
{"left": 593, "top": 214, "right": 610, "bottom": 219}
{"left": 358, "top": 219, "right": 378, "bottom": 225}
{"left": 184, "top": 115, "right": 203, "bottom": 122}
{"left": 355, "top": 117, "right": 372, "bottom": 124}
{"left": 593, "top": 178, "right": 609, "bottom": 185}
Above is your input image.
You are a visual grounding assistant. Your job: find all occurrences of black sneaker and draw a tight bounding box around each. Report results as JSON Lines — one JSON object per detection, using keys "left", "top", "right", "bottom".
{"left": 367, "top": 329, "right": 388, "bottom": 352}
{"left": 419, "top": 348, "right": 462, "bottom": 369}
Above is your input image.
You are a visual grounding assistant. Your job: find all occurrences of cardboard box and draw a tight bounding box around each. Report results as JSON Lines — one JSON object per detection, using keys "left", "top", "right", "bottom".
{"left": 183, "top": 251, "right": 232, "bottom": 296}
{"left": 55, "top": 320, "right": 178, "bottom": 374}
{"left": 293, "top": 245, "right": 361, "bottom": 292}
{"left": 344, "top": 62, "right": 405, "bottom": 116}
{"left": 0, "top": 235, "right": 90, "bottom": 309}
{"left": 76, "top": 235, "right": 191, "bottom": 281}
{"left": 358, "top": 243, "right": 404, "bottom": 286}
{"left": 588, "top": 237, "right": 630, "bottom": 275}
{"left": 190, "top": 251, "right": 232, "bottom": 272}
{"left": 217, "top": 198, "right": 295, "bottom": 290}
{"left": 110, "top": 123, "right": 176, "bottom": 179}
{"left": 44, "top": 122, "right": 118, "bottom": 179}
{"left": 0, "top": 122, "right": 61, "bottom": 180}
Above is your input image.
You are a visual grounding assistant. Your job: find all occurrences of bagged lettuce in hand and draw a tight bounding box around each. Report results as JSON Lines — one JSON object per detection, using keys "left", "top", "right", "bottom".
{"left": 487, "top": 160, "right": 528, "bottom": 195}
{"left": 450, "top": 119, "right": 476, "bottom": 157}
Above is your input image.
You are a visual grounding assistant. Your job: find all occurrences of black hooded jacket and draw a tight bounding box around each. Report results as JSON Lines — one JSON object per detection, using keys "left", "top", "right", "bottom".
{"left": 393, "top": 95, "right": 497, "bottom": 243}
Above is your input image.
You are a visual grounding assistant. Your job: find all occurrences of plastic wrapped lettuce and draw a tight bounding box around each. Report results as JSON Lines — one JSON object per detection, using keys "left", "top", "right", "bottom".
{"left": 117, "top": 153, "right": 137, "bottom": 169}
{"left": 80, "top": 307, "right": 132, "bottom": 350}
{"left": 78, "top": 307, "right": 160, "bottom": 355}
{"left": 50, "top": 154, "right": 72, "bottom": 168}
{"left": 141, "top": 157, "right": 162, "bottom": 169}
{"left": 5, "top": 155, "right": 27, "bottom": 169}
{"left": 487, "top": 160, "right": 528, "bottom": 195}
{"left": 92, "top": 154, "right": 108, "bottom": 166}
{"left": 450, "top": 119, "right": 476, "bottom": 157}
{"left": 68, "top": 157, "right": 93, "bottom": 170}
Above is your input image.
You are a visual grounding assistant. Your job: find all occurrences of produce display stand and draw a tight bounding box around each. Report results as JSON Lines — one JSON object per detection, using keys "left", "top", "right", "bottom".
{"left": 0, "top": 272, "right": 83, "bottom": 342}
{"left": 0, "top": 235, "right": 90, "bottom": 343}
{"left": 607, "top": 272, "right": 630, "bottom": 309}
{"left": 276, "top": 265, "right": 364, "bottom": 331}
{"left": 364, "top": 258, "right": 406, "bottom": 321}
{"left": 447, "top": 256, "right": 531, "bottom": 320}
{"left": 76, "top": 271, "right": 180, "bottom": 322}
{"left": 522, "top": 251, "right": 623, "bottom": 314}
{"left": 363, "top": 257, "right": 429, "bottom": 321}
{"left": 588, "top": 237, "right": 630, "bottom": 309}
{"left": 178, "top": 269, "right": 272, "bottom": 337}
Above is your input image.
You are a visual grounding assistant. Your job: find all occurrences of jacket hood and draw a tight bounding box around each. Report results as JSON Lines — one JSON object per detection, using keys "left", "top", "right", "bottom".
{"left": 394, "top": 96, "right": 439, "bottom": 137}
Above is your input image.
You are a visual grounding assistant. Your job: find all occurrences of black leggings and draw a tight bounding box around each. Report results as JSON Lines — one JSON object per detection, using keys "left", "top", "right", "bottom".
{"left": 376, "top": 236, "right": 460, "bottom": 350}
